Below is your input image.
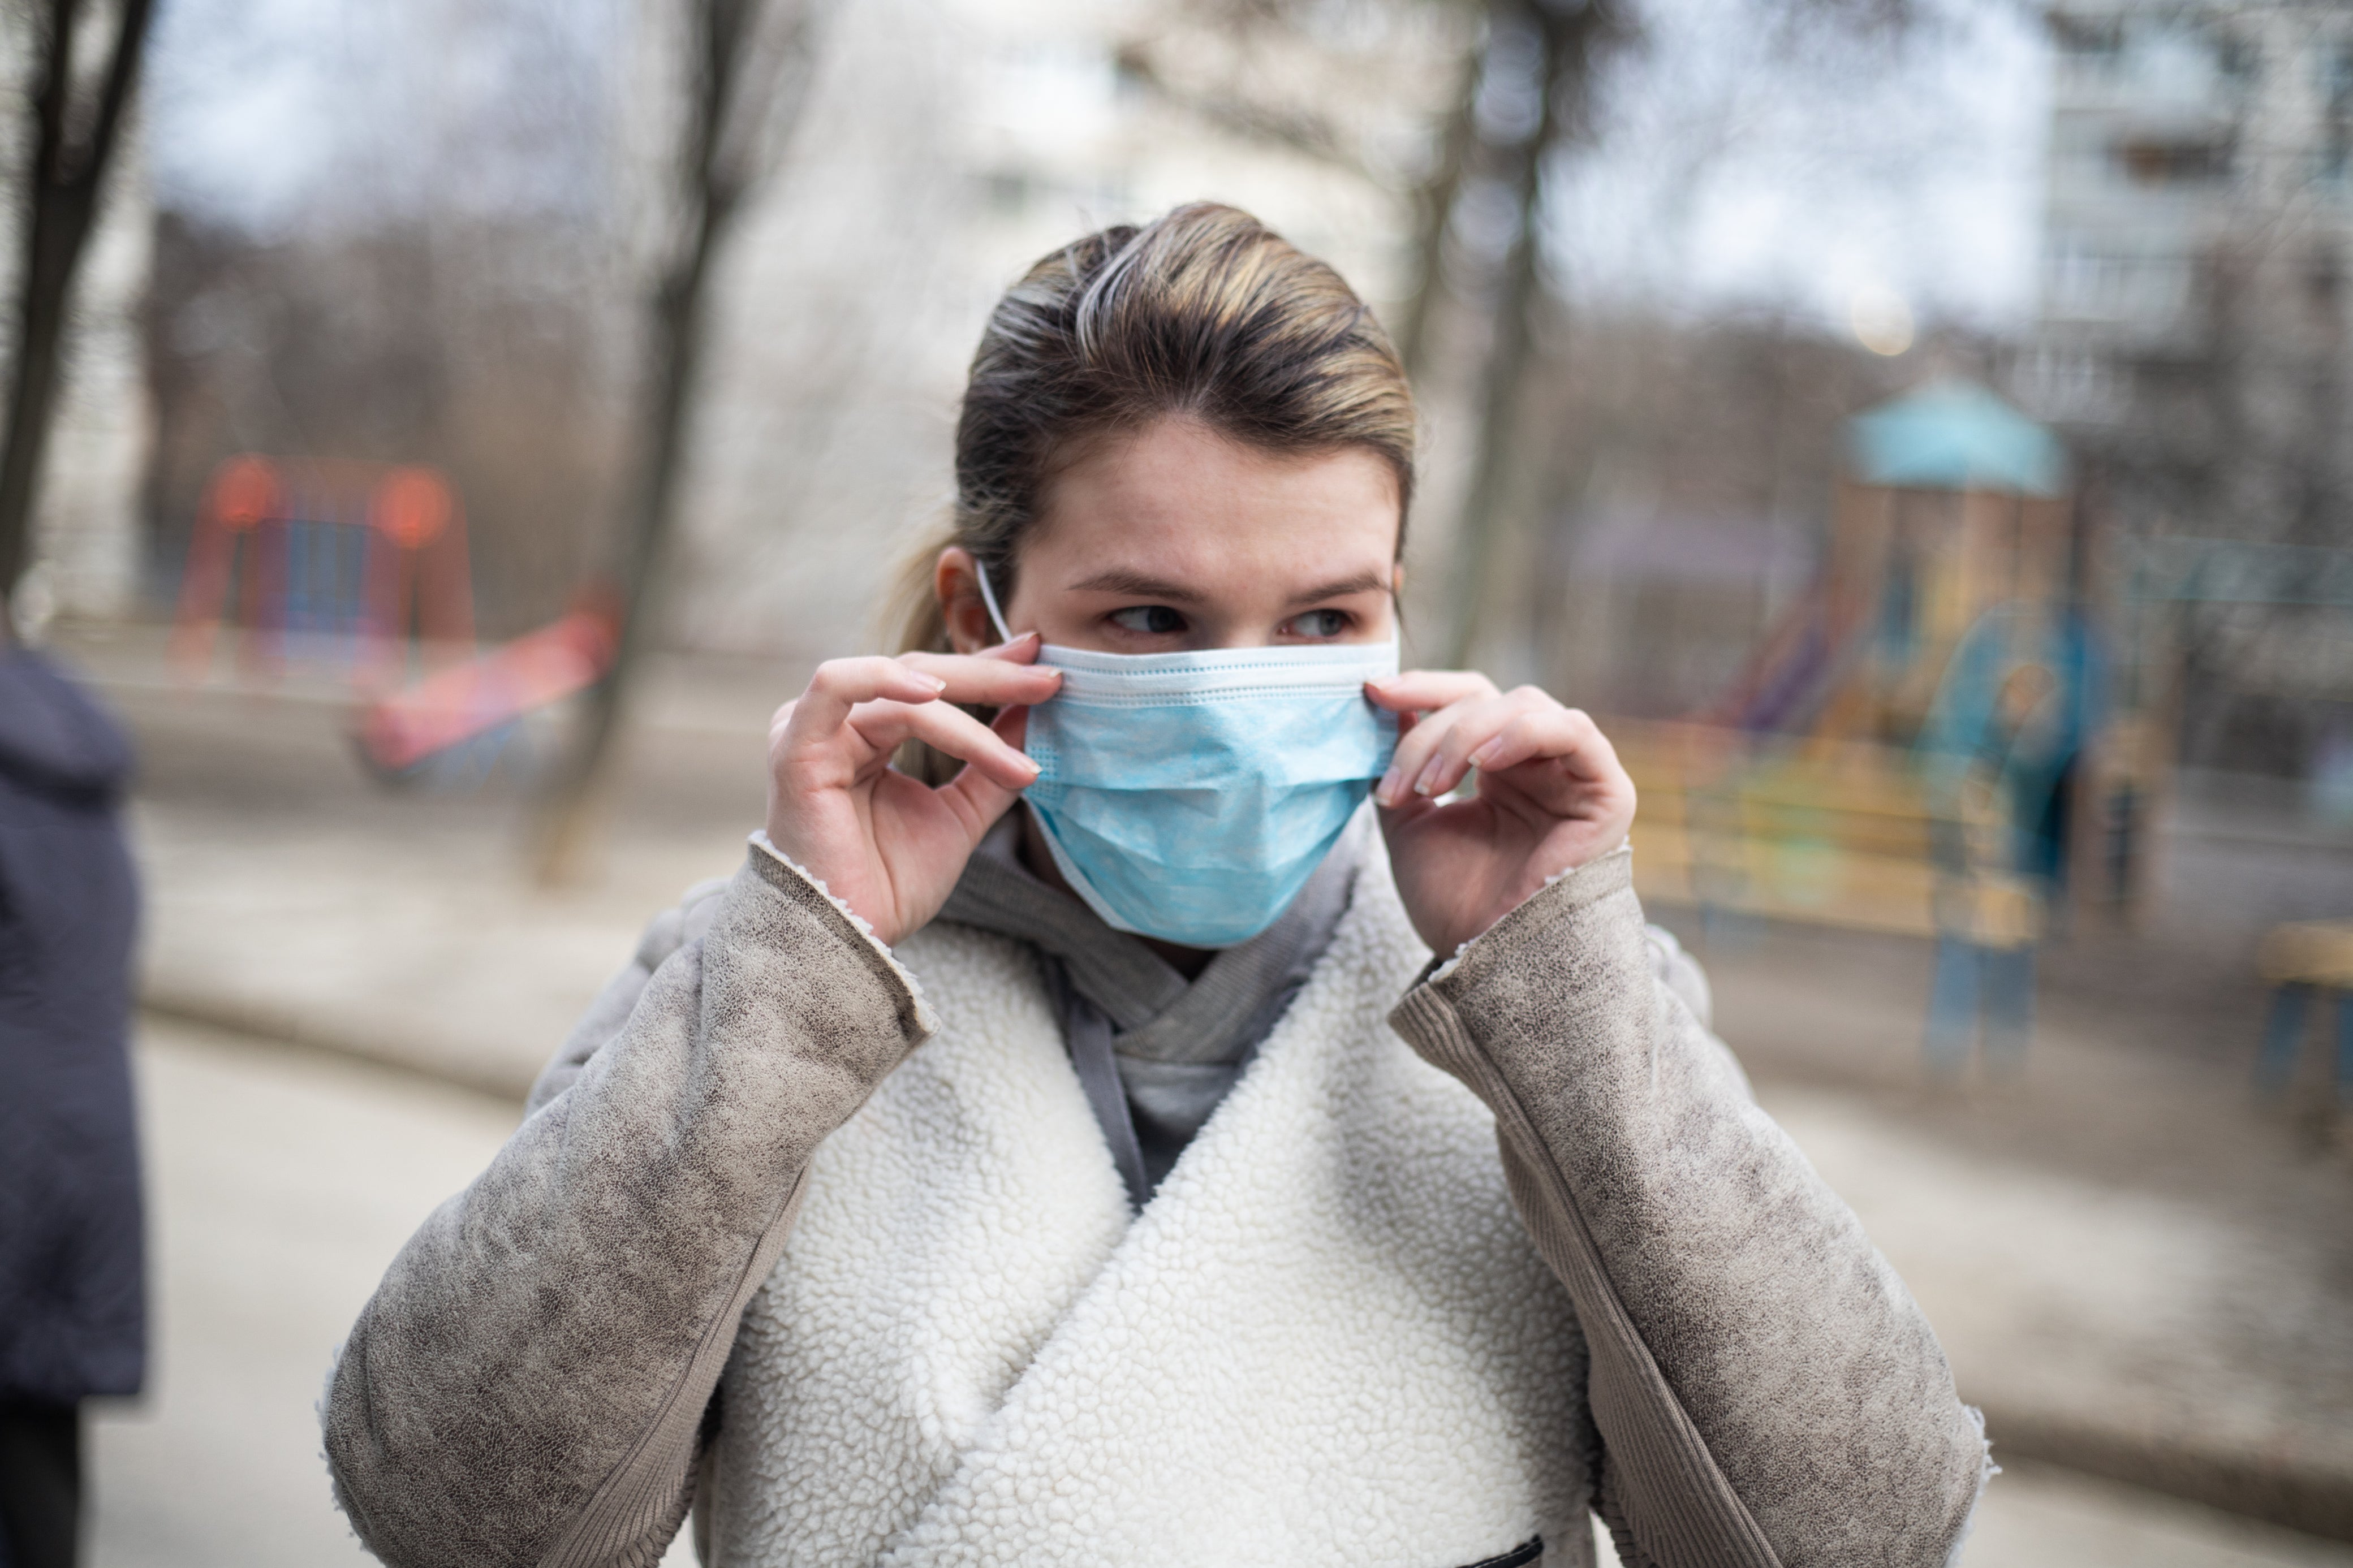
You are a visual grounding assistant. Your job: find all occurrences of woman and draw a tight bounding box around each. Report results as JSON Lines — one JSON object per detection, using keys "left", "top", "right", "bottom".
{"left": 323, "top": 205, "right": 1988, "bottom": 1568}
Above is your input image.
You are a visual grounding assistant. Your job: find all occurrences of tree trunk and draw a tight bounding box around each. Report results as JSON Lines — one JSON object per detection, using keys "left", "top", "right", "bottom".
{"left": 1392, "top": 14, "right": 1484, "bottom": 385}
{"left": 1443, "top": 0, "right": 1609, "bottom": 670}
{"left": 531, "top": 0, "right": 824, "bottom": 880}
{"left": 0, "top": 0, "right": 154, "bottom": 636}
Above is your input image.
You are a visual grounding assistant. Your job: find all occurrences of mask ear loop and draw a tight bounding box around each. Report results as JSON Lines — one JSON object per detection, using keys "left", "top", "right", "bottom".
{"left": 973, "top": 558, "right": 1015, "bottom": 643}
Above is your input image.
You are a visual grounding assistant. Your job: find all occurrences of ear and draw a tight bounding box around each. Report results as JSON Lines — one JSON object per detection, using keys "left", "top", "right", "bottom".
{"left": 935, "top": 547, "right": 996, "bottom": 654}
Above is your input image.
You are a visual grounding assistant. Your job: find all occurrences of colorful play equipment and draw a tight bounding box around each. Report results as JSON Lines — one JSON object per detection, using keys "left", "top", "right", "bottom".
{"left": 171, "top": 455, "right": 476, "bottom": 679}
{"left": 1712, "top": 381, "right": 2078, "bottom": 749}
{"left": 170, "top": 454, "right": 619, "bottom": 783}
{"left": 352, "top": 598, "right": 620, "bottom": 780}
{"left": 1614, "top": 382, "right": 2141, "bottom": 1065}
{"left": 2255, "top": 919, "right": 2353, "bottom": 1107}
{"left": 1624, "top": 385, "right": 2108, "bottom": 914}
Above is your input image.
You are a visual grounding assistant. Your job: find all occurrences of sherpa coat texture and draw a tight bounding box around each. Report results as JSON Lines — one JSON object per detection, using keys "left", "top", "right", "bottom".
{"left": 322, "top": 837, "right": 1987, "bottom": 1568}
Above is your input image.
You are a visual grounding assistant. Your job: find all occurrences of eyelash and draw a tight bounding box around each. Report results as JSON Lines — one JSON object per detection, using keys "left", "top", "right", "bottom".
{"left": 1105, "top": 606, "right": 1353, "bottom": 638}
{"left": 1108, "top": 605, "right": 1188, "bottom": 636}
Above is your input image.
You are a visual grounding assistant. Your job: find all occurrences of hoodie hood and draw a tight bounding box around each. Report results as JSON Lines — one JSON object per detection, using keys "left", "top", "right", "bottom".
{"left": 0, "top": 648, "right": 135, "bottom": 800}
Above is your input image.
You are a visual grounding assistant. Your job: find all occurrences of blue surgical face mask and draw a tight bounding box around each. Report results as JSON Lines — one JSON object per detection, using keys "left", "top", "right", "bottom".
{"left": 975, "top": 563, "right": 1397, "bottom": 948}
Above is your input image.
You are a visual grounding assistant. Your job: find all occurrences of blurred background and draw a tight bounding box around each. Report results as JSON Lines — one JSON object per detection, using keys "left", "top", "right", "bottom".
{"left": 3, "top": 0, "right": 2351, "bottom": 1561}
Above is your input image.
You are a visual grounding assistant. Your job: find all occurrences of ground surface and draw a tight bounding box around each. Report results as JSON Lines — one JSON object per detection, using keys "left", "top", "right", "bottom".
{"left": 1678, "top": 912, "right": 2353, "bottom": 1522}
{"left": 89, "top": 1020, "right": 701, "bottom": 1568}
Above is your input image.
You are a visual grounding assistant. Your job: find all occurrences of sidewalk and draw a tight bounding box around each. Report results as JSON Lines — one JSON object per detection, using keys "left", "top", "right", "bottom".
{"left": 72, "top": 632, "right": 2353, "bottom": 1550}
{"left": 1667, "top": 909, "right": 2353, "bottom": 1539}
{"left": 93, "top": 1018, "right": 700, "bottom": 1568}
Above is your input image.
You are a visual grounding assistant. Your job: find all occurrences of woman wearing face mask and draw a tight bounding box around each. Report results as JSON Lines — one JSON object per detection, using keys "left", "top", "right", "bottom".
{"left": 323, "top": 206, "right": 1987, "bottom": 1568}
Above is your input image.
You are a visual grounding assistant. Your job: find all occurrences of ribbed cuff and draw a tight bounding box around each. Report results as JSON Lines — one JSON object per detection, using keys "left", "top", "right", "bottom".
{"left": 743, "top": 833, "right": 938, "bottom": 1040}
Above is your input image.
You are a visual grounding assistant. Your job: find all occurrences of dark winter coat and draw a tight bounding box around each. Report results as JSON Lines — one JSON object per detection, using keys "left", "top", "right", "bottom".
{"left": 0, "top": 647, "right": 143, "bottom": 1404}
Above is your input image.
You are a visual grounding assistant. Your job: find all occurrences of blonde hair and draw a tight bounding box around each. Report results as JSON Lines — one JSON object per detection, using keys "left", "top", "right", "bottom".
{"left": 887, "top": 202, "right": 1417, "bottom": 655}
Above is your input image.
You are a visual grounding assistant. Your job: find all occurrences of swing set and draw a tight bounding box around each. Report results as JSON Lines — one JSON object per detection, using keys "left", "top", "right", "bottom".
{"left": 171, "top": 454, "right": 618, "bottom": 781}
{"left": 172, "top": 455, "right": 476, "bottom": 679}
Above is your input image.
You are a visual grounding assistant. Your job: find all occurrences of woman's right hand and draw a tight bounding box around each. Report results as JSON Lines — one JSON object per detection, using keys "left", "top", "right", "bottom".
{"left": 764, "top": 634, "right": 1059, "bottom": 947}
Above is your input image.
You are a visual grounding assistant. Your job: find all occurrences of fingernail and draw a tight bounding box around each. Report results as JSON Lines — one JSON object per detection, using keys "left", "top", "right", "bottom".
{"left": 1469, "top": 738, "right": 1502, "bottom": 767}
{"left": 923, "top": 674, "right": 947, "bottom": 692}
{"left": 1376, "top": 765, "right": 1402, "bottom": 804}
{"left": 1413, "top": 757, "right": 1447, "bottom": 796}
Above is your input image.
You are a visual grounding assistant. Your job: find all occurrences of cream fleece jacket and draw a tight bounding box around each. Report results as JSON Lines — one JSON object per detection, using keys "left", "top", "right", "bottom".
{"left": 321, "top": 837, "right": 1986, "bottom": 1568}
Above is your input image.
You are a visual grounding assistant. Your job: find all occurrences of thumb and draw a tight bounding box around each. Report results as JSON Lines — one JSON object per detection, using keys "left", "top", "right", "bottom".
{"left": 936, "top": 705, "right": 1032, "bottom": 845}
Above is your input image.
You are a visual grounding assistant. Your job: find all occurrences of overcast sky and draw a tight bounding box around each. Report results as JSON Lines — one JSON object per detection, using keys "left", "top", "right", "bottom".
{"left": 145, "top": 0, "right": 622, "bottom": 236}
{"left": 1545, "top": 0, "right": 2049, "bottom": 331}
{"left": 145, "top": 0, "right": 2047, "bottom": 330}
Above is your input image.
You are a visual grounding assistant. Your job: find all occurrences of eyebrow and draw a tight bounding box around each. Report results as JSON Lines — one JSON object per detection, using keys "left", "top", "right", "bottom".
{"left": 1067, "top": 569, "right": 1205, "bottom": 601}
{"left": 1066, "top": 567, "right": 1391, "bottom": 606}
{"left": 1284, "top": 571, "right": 1391, "bottom": 607}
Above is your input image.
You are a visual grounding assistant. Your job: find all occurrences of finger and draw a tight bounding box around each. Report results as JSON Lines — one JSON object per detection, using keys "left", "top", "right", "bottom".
{"left": 1376, "top": 700, "right": 1476, "bottom": 807}
{"left": 1364, "top": 669, "right": 1499, "bottom": 714}
{"left": 898, "top": 648, "right": 1063, "bottom": 707}
{"left": 935, "top": 705, "right": 1033, "bottom": 839}
{"left": 847, "top": 697, "right": 1040, "bottom": 791}
{"left": 967, "top": 632, "right": 1042, "bottom": 665}
{"left": 1398, "top": 687, "right": 1574, "bottom": 802}
{"left": 786, "top": 656, "right": 949, "bottom": 741}
{"left": 1371, "top": 675, "right": 1510, "bottom": 806}
{"left": 1467, "top": 703, "right": 1621, "bottom": 780}
{"left": 1404, "top": 692, "right": 1536, "bottom": 800}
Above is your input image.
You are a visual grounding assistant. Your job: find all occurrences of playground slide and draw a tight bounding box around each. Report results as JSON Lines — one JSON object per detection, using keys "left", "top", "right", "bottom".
{"left": 354, "top": 608, "right": 618, "bottom": 777}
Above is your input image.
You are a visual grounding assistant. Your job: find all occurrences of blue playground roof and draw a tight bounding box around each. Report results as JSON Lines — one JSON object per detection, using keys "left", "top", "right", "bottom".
{"left": 1848, "top": 381, "right": 2068, "bottom": 498}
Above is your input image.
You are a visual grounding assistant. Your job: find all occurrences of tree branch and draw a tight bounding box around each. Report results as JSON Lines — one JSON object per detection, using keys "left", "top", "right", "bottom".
{"left": 1111, "top": 41, "right": 1371, "bottom": 179}
{"left": 531, "top": 0, "right": 829, "bottom": 879}
{"left": 0, "top": 0, "right": 156, "bottom": 629}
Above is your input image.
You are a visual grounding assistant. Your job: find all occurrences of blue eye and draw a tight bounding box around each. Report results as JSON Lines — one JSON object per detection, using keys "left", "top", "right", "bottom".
{"left": 1288, "top": 610, "right": 1348, "bottom": 638}
{"left": 1110, "top": 605, "right": 1187, "bottom": 634}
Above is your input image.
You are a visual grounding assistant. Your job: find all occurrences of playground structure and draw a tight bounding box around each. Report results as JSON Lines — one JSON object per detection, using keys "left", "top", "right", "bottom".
{"left": 354, "top": 597, "right": 619, "bottom": 779}
{"left": 171, "top": 455, "right": 618, "bottom": 781}
{"left": 1616, "top": 383, "right": 2141, "bottom": 966}
{"left": 172, "top": 456, "right": 476, "bottom": 681}
{"left": 2256, "top": 919, "right": 2353, "bottom": 1104}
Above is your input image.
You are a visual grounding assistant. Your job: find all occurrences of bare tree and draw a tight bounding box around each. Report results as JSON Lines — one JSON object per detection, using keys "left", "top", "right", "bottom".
{"left": 1441, "top": 0, "right": 1622, "bottom": 667}
{"left": 1391, "top": 34, "right": 1481, "bottom": 383}
{"left": 532, "top": 0, "right": 829, "bottom": 878}
{"left": 0, "top": 0, "right": 154, "bottom": 636}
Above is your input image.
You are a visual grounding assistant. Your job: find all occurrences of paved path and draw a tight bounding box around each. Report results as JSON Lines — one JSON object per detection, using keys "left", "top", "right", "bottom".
{"left": 1680, "top": 910, "right": 2353, "bottom": 1532}
{"left": 89, "top": 1018, "right": 699, "bottom": 1568}
{"left": 90, "top": 1017, "right": 2353, "bottom": 1567}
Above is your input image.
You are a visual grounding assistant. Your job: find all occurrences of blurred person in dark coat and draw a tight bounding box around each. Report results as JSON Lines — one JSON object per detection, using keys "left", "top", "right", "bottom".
{"left": 0, "top": 631, "right": 143, "bottom": 1568}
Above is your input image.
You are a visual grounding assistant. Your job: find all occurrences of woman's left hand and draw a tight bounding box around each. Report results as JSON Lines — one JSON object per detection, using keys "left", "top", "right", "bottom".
{"left": 1368, "top": 673, "right": 1637, "bottom": 957}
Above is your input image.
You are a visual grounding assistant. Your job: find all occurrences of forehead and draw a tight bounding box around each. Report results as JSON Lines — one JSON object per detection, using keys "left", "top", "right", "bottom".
{"left": 1029, "top": 418, "right": 1402, "bottom": 573}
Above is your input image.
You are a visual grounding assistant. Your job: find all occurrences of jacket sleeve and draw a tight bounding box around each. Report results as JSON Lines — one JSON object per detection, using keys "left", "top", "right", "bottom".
{"left": 322, "top": 839, "right": 935, "bottom": 1568}
{"left": 1387, "top": 846, "right": 1988, "bottom": 1568}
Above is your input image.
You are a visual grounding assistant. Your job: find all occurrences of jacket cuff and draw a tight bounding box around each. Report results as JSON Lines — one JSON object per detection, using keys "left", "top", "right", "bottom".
{"left": 1388, "top": 845, "right": 1635, "bottom": 1075}
{"left": 744, "top": 832, "right": 938, "bottom": 1040}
